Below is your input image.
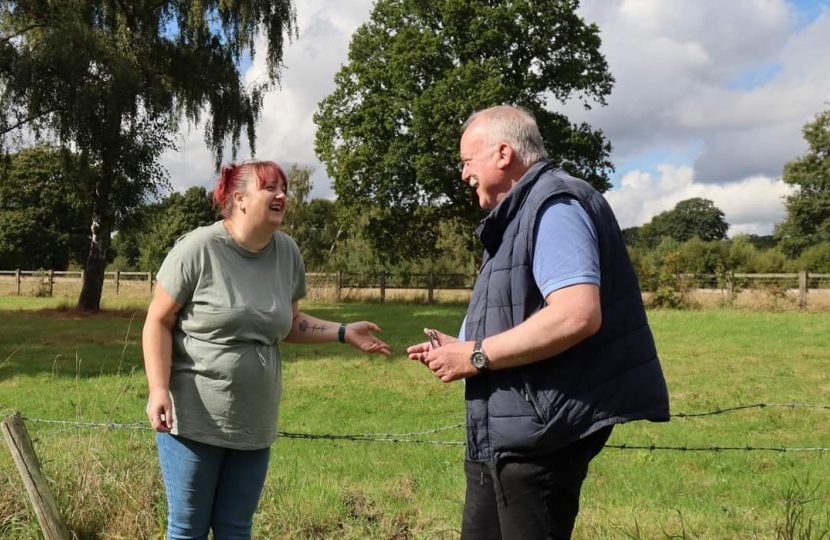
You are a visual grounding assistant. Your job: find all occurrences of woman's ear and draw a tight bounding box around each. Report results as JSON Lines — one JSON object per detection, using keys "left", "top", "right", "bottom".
{"left": 233, "top": 189, "right": 246, "bottom": 213}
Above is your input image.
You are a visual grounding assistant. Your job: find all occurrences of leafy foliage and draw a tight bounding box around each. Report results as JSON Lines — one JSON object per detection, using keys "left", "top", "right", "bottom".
{"left": 140, "top": 187, "right": 220, "bottom": 274}
{"left": 110, "top": 186, "right": 220, "bottom": 274}
{"left": 0, "top": 0, "right": 296, "bottom": 309}
{"left": 0, "top": 145, "right": 90, "bottom": 269}
{"left": 638, "top": 198, "right": 729, "bottom": 248}
{"left": 281, "top": 164, "right": 314, "bottom": 241}
{"left": 300, "top": 198, "right": 340, "bottom": 271}
{"left": 774, "top": 107, "right": 830, "bottom": 257}
{"left": 315, "top": 0, "right": 614, "bottom": 261}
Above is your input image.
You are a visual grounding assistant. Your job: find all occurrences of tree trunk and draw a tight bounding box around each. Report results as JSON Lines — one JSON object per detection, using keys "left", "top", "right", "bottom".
{"left": 77, "top": 215, "right": 112, "bottom": 311}
{"left": 77, "top": 163, "right": 113, "bottom": 312}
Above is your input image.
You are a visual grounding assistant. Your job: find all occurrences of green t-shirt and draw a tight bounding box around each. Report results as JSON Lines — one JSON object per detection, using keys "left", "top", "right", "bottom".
{"left": 155, "top": 220, "right": 306, "bottom": 449}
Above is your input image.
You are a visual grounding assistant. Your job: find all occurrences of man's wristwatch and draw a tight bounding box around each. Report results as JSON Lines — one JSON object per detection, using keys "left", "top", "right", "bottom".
{"left": 470, "top": 341, "right": 489, "bottom": 371}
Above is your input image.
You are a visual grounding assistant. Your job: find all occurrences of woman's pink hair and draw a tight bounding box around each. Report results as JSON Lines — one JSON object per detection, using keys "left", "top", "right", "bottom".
{"left": 213, "top": 160, "right": 288, "bottom": 218}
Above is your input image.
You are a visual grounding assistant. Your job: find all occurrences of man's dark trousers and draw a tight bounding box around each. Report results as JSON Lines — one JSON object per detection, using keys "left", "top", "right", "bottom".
{"left": 460, "top": 426, "right": 613, "bottom": 540}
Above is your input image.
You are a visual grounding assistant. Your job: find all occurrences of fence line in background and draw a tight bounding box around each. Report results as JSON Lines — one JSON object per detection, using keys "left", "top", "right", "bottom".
{"left": 2, "top": 270, "right": 830, "bottom": 308}
{"left": 0, "top": 270, "right": 154, "bottom": 297}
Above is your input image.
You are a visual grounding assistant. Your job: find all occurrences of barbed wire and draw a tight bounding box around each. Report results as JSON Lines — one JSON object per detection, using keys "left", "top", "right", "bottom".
{"left": 671, "top": 402, "right": 830, "bottom": 418}
{"left": 2, "top": 402, "right": 828, "bottom": 451}
{"left": 606, "top": 444, "right": 827, "bottom": 453}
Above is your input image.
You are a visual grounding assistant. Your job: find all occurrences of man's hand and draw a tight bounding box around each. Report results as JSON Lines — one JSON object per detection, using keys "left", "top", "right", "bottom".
{"left": 406, "top": 328, "right": 457, "bottom": 363}
{"left": 425, "top": 340, "right": 480, "bottom": 383}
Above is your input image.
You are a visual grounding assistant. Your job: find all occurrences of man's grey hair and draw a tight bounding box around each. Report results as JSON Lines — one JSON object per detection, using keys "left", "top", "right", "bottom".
{"left": 462, "top": 105, "right": 548, "bottom": 166}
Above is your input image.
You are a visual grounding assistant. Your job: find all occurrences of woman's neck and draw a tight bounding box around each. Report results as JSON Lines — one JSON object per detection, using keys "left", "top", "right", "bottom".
{"left": 223, "top": 218, "right": 273, "bottom": 252}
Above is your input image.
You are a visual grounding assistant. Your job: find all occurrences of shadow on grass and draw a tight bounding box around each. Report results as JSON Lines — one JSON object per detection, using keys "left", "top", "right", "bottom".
{"left": 0, "top": 303, "right": 468, "bottom": 378}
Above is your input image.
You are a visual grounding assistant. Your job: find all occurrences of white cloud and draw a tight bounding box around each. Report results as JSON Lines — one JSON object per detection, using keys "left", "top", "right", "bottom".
{"left": 606, "top": 165, "right": 796, "bottom": 235}
{"left": 565, "top": 1, "right": 828, "bottom": 156}
{"left": 157, "top": 0, "right": 827, "bottom": 235}
{"left": 160, "top": 0, "right": 375, "bottom": 200}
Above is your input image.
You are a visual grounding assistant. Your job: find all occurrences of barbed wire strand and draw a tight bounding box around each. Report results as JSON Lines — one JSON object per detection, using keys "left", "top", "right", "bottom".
{"left": 2, "top": 402, "right": 828, "bottom": 451}
{"left": 671, "top": 402, "right": 830, "bottom": 418}
{"left": 606, "top": 444, "right": 827, "bottom": 453}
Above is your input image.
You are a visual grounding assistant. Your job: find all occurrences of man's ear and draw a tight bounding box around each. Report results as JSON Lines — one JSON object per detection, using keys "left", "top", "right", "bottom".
{"left": 496, "top": 142, "right": 514, "bottom": 170}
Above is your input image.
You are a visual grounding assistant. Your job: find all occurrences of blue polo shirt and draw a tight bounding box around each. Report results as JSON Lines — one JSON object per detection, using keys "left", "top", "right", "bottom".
{"left": 458, "top": 196, "right": 600, "bottom": 341}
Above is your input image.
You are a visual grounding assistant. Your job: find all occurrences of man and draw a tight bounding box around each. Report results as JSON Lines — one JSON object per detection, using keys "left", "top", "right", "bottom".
{"left": 407, "top": 105, "right": 670, "bottom": 539}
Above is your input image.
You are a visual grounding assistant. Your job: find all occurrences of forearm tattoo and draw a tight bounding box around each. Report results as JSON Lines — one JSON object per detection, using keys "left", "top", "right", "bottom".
{"left": 298, "top": 320, "right": 326, "bottom": 333}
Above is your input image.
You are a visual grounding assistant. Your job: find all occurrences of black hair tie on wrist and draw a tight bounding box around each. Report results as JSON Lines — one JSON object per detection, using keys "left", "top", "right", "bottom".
{"left": 338, "top": 323, "right": 347, "bottom": 344}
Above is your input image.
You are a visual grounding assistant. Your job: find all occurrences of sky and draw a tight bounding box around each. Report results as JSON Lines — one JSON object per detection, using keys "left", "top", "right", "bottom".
{"left": 160, "top": 0, "right": 830, "bottom": 237}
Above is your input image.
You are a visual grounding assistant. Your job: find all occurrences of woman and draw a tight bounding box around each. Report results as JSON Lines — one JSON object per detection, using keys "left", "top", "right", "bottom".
{"left": 143, "top": 160, "right": 390, "bottom": 540}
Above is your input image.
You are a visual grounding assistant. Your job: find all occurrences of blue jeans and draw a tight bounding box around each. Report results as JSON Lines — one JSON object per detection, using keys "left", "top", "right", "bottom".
{"left": 156, "top": 433, "right": 271, "bottom": 540}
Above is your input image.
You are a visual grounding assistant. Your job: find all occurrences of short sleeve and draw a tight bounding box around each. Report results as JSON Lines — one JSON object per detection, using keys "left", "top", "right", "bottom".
{"left": 156, "top": 233, "right": 199, "bottom": 307}
{"left": 532, "top": 196, "right": 601, "bottom": 298}
{"left": 290, "top": 238, "right": 307, "bottom": 303}
{"left": 292, "top": 252, "right": 307, "bottom": 303}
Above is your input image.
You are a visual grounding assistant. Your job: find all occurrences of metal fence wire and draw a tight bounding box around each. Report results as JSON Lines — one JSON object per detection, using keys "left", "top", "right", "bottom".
{"left": 4, "top": 402, "right": 827, "bottom": 452}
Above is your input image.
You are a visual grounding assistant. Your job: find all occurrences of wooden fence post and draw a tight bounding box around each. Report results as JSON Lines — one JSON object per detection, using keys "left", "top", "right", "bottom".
{"left": 1, "top": 413, "right": 72, "bottom": 540}
{"left": 148, "top": 272, "right": 153, "bottom": 297}
{"left": 336, "top": 271, "right": 342, "bottom": 302}
{"left": 799, "top": 271, "right": 808, "bottom": 311}
{"left": 48, "top": 270, "right": 54, "bottom": 297}
{"left": 428, "top": 272, "right": 435, "bottom": 304}
{"left": 16, "top": 269, "right": 21, "bottom": 296}
{"left": 726, "top": 272, "right": 734, "bottom": 306}
{"left": 379, "top": 272, "right": 386, "bottom": 304}
{"left": 115, "top": 270, "right": 120, "bottom": 296}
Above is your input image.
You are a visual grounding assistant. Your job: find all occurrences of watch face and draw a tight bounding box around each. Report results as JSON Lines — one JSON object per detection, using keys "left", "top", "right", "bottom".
{"left": 471, "top": 350, "right": 487, "bottom": 370}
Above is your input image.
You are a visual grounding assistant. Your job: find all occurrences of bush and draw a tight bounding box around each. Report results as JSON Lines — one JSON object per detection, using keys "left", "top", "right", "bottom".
{"left": 750, "top": 248, "right": 788, "bottom": 273}
{"left": 792, "top": 243, "right": 830, "bottom": 273}
{"left": 644, "top": 252, "right": 698, "bottom": 310}
{"left": 106, "top": 255, "right": 135, "bottom": 272}
{"left": 31, "top": 268, "right": 51, "bottom": 297}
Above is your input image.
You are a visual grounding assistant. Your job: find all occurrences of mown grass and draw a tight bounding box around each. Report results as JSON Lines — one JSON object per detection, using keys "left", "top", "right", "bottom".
{"left": 0, "top": 304, "right": 828, "bottom": 539}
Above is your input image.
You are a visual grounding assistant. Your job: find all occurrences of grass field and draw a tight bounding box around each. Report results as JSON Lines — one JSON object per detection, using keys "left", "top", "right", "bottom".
{"left": 0, "top": 302, "right": 828, "bottom": 539}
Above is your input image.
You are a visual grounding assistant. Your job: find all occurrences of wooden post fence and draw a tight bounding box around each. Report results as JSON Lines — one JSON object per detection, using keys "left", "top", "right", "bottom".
{"left": 1, "top": 413, "right": 71, "bottom": 540}
{"left": 15, "top": 269, "right": 21, "bottom": 295}
{"left": 115, "top": 270, "right": 121, "bottom": 296}
{"left": 148, "top": 272, "right": 153, "bottom": 297}
{"left": 428, "top": 272, "right": 435, "bottom": 304}
{"left": 48, "top": 270, "right": 54, "bottom": 297}
{"left": 799, "top": 271, "right": 808, "bottom": 311}
{"left": 336, "top": 271, "right": 342, "bottom": 302}
{"left": 725, "top": 272, "right": 734, "bottom": 306}
{"left": 379, "top": 272, "right": 386, "bottom": 303}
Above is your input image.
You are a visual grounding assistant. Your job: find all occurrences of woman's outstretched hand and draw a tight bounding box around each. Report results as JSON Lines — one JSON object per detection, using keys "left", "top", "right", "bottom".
{"left": 345, "top": 322, "right": 391, "bottom": 356}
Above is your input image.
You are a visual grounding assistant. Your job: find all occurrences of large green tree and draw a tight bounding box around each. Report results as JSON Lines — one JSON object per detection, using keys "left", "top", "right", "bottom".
{"left": 774, "top": 107, "right": 830, "bottom": 257}
{"left": 0, "top": 0, "right": 295, "bottom": 310}
{"left": 281, "top": 164, "right": 314, "bottom": 241}
{"left": 639, "top": 198, "right": 729, "bottom": 248}
{"left": 300, "top": 198, "right": 340, "bottom": 271}
{"left": 0, "top": 145, "right": 90, "bottom": 269}
{"left": 315, "top": 0, "right": 614, "bottom": 261}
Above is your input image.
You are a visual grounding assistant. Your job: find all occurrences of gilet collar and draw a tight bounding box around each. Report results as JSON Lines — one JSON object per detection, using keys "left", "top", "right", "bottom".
{"left": 476, "top": 159, "right": 553, "bottom": 257}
